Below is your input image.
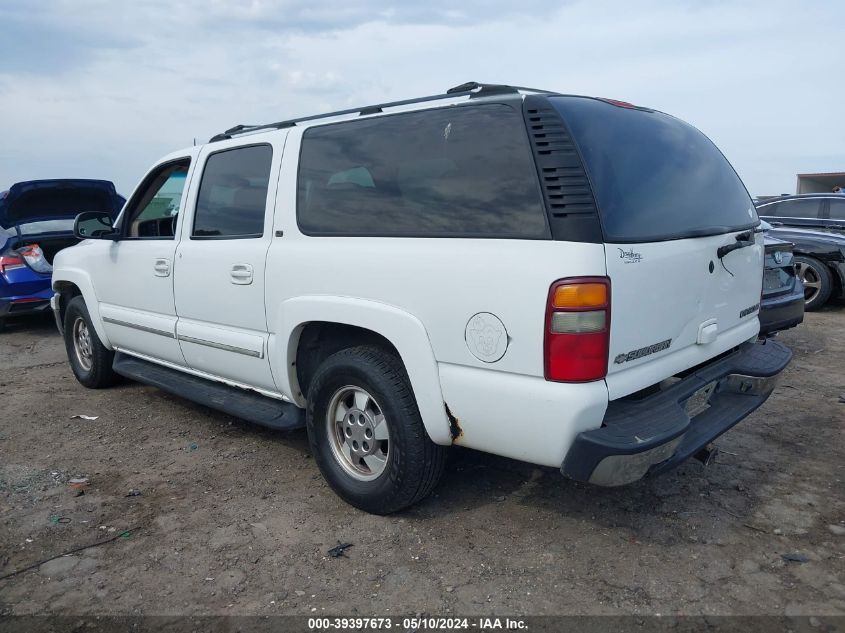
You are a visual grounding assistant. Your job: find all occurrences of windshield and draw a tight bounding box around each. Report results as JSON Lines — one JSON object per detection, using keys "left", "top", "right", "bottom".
{"left": 551, "top": 96, "right": 757, "bottom": 243}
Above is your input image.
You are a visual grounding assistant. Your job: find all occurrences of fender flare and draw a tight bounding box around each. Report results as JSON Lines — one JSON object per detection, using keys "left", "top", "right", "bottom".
{"left": 52, "top": 268, "right": 111, "bottom": 347}
{"left": 268, "top": 296, "right": 452, "bottom": 445}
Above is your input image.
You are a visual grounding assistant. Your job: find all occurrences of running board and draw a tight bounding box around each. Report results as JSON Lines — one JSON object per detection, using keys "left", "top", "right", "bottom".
{"left": 112, "top": 352, "right": 305, "bottom": 431}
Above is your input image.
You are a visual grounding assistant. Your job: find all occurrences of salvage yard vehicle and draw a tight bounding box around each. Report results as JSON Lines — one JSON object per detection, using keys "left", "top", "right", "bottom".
{"left": 759, "top": 230, "right": 804, "bottom": 336}
{"left": 0, "top": 180, "right": 124, "bottom": 332}
{"left": 765, "top": 225, "right": 845, "bottom": 311}
{"left": 51, "top": 82, "right": 791, "bottom": 514}
{"left": 756, "top": 193, "right": 845, "bottom": 236}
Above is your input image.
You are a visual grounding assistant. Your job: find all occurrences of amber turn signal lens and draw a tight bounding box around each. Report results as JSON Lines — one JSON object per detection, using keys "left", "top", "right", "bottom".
{"left": 552, "top": 283, "right": 608, "bottom": 308}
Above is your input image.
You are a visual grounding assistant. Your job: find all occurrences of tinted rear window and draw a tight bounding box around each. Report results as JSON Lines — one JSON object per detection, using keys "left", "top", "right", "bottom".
{"left": 551, "top": 97, "right": 757, "bottom": 243}
{"left": 297, "top": 104, "right": 548, "bottom": 238}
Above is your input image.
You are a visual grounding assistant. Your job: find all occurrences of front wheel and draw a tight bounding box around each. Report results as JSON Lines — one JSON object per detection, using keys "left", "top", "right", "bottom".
{"left": 794, "top": 255, "right": 833, "bottom": 311}
{"left": 306, "top": 345, "right": 447, "bottom": 514}
{"left": 63, "top": 296, "right": 119, "bottom": 388}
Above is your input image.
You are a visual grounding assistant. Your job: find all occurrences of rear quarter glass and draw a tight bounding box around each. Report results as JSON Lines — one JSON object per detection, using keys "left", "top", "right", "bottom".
{"left": 295, "top": 103, "right": 549, "bottom": 239}
{"left": 551, "top": 97, "right": 758, "bottom": 243}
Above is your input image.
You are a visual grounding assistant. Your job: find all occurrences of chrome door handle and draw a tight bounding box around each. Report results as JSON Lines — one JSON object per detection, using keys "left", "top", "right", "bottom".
{"left": 230, "top": 263, "right": 254, "bottom": 285}
{"left": 154, "top": 258, "right": 171, "bottom": 277}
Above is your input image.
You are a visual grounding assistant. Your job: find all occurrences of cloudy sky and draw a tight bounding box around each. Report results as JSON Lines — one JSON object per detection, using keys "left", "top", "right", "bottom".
{"left": 1, "top": 0, "right": 842, "bottom": 197}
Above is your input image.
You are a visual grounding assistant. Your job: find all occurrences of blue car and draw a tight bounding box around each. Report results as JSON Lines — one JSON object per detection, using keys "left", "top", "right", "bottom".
{"left": 0, "top": 179, "right": 124, "bottom": 331}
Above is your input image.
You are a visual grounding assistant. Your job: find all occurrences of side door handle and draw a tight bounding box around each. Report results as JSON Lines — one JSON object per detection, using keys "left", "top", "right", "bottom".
{"left": 230, "top": 263, "right": 254, "bottom": 285}
{"left": 153, "top": 258, "right": 171, "bottom": 277}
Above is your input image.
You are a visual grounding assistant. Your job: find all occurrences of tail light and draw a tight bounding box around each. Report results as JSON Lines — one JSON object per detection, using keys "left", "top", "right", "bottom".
{"left": 0, "top": 251, "right": 25, "bottom": 274}
{"left": 0, "top": 244, "right": 51, "bottom": 275}
{"left": 544, "top": 277, "right": 611, "bottom": 382}
{"left": 19, "top": 244, "right": 51, "bottom": 273}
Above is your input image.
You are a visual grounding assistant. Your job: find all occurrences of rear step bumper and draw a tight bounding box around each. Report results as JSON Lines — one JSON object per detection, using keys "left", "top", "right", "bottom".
{"left": 561, "top": 340, "right": 792, "bottom": 486}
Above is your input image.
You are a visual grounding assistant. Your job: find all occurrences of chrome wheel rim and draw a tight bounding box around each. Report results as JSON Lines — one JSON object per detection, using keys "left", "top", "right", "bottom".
{"left": 325, "top": 386, "right": 390, "bottom": 482}
{"left": 72, "top": 317, "right": 93, "bottom": 372}
{"left": 795, "top": 262, "right": 821, "bottom": 304}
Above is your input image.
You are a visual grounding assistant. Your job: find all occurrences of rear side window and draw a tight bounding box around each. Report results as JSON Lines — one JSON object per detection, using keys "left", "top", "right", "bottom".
{"left": 193, "top": 145, "right": 272, "bottom": 239}
{"left": 759, "top": 198, "right": 822, "bottom": 219}
{"left": 551, "top": 97, "right": 757, "bottom": 243}
{"left": 829, "top": 199, "right": 845, "bottom": 220}
{"left": 296, "top": 104, "right": 548, "bottom": 238}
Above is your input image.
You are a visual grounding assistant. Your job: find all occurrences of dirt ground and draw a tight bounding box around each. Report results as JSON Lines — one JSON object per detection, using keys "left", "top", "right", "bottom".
{"left": 0, "top": 304, "right": 843, "bottom": 618}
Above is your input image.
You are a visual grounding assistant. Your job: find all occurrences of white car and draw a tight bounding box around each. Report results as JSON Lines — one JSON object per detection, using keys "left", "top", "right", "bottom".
{"left": 52, "top": 82, "right": 791, "bottom": 514}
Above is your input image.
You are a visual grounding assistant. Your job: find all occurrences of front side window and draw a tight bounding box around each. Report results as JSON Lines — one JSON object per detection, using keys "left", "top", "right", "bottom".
{"left": 193, "top": 145, "right": 273, "bottom": 239}
{"left": 296, "top": 104, "right": 548, "bottom": 238}
{"left": 124, "top": 160, "right": 190, "bottom": 238}
{"left": 760, "top": 199, "right": 822, "bottom": 219}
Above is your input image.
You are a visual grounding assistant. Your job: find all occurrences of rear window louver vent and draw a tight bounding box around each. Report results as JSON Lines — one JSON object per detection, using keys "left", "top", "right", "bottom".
{"left": 523, "top": 96, "right": 602, "bottom": 243}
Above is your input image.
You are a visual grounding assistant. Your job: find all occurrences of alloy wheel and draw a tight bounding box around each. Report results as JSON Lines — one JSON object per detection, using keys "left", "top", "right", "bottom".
{"left": 795, "top": 261, "right": 821, "bottom": 305}
{"left": 325, "top": 385, "right": 390, "bottom": 482}
{"left": 72, "top": 317, "right": 94, "bottom": 372}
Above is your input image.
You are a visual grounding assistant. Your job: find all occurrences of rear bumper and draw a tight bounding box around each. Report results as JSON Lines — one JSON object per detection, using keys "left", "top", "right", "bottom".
{"left": 0, "top": 294, "right": 53, "bottom": 319}
{"left": 561, "top": 340, "right": 792, "bottom": 486}
{"left": 760, "top": 283, "right": 805, "bottom": 336}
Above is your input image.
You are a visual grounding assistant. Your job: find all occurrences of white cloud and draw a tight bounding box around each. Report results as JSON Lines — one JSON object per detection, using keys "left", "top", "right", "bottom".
{"left": 0, "top": 0, "right": 842, "bottom": 196}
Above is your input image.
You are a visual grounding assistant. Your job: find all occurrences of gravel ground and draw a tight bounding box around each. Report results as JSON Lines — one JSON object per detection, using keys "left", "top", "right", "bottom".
{"left": 0, "top": 303, "right": 843, "bottom": 617}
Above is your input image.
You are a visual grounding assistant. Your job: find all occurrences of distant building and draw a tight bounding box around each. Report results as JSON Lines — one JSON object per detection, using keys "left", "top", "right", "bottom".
{"left": 796, "top": 172, "right": 845, "bottom": 194}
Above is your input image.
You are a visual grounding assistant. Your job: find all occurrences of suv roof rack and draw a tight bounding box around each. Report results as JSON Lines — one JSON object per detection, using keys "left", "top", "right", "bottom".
{"left": 209, "top": 82, "right": 554, "bottom": 142}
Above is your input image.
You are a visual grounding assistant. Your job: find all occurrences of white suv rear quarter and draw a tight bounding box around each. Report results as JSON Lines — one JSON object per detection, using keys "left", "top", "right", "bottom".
{"left": 52, "top": 84, "right": 790, "bottom": 513}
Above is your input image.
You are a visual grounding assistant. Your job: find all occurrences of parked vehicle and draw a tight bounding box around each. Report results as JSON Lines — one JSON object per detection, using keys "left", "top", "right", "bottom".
{"left": 756, "top": 193, "right": 845, "bottom": 235}
{"left": 766, "top": 225, "right": 845, "bottom": 310}
{"left": 0, "top": 180, "right": 125, "bottom": 331}
{"left": 759, "top": 230, "right": 804, "bottom": 335}
{"left": 51, "top": 82, "right": 791, "bottom": 514}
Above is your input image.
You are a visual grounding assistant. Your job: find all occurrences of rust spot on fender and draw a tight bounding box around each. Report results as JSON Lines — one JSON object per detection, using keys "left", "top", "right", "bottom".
{"left": 445, "top": 403, "right": 463, "bottom": 442}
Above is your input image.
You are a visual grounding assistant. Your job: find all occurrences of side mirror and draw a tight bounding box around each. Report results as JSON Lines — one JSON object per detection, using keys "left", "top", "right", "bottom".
{"left": 74, "top": 211, "right": 119, "bottom": 240}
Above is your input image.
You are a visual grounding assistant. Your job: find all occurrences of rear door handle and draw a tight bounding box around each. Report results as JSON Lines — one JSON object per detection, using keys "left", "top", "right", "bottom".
{"left": 230, "top": 263, "right": 254, "bottom": 285}
{"left": 154, "top": 258, "right": 171, "bottom": 277}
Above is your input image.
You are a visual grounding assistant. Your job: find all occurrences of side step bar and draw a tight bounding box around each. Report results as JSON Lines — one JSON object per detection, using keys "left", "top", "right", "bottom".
{"left": 112, "top": 352, "right": 305, "bottom": 431}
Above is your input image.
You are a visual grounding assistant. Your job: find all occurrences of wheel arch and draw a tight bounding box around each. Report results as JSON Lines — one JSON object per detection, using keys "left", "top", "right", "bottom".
{"left": 268, "top": 296, "right": 452, "bottom": 445}
{"left": 52, "top": 270, "right": 111, "bottom": 346}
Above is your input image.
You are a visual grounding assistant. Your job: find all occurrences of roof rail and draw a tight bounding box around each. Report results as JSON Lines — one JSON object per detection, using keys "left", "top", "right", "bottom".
{"left": 208, "top": 81, "right": 552, "bottom": 142}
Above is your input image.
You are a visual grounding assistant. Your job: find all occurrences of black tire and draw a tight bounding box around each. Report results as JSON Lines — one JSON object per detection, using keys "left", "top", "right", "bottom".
{"left": 306, "top": 345, "right": 447, "bottom": 514}
{"left": 794, "top": 255, "right": 833, "bottom": 311}
{"left": 63, "top": 296, "right": 119, "bottom": 388}
{"left": 0, "top": 318, "right": 5, "bottom": 333}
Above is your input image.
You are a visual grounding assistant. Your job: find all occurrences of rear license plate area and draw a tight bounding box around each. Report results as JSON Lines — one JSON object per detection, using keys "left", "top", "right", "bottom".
{"left": 763, "top": 269, "right": 788, "bottom": 290}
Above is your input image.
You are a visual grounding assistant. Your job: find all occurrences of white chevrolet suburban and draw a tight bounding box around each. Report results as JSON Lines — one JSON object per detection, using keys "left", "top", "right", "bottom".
{"left": 51, "top": 82, "right": 791, "bottom": 514}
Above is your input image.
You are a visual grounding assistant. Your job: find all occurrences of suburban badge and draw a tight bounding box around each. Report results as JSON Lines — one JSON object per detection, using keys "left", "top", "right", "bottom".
{"left": 614, "top": 338, "right": 672, "bottom": 364}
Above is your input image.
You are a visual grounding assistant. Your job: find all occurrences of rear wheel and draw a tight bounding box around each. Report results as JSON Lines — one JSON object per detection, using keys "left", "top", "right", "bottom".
{"left": 306, "top": 345, "right": 447, "bottom": 514}
{"left": 63, "top": 296, "right": 119, "bottom": 388}
{"left": 794, "top": 255, "right": 832, "bottom": 311}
